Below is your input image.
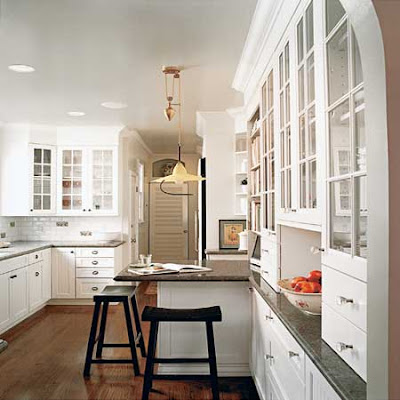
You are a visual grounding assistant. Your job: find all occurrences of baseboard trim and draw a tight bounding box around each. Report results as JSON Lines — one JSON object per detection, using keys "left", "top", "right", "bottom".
{"left": 158, "top": 363, "right": 251, "bottom": 377}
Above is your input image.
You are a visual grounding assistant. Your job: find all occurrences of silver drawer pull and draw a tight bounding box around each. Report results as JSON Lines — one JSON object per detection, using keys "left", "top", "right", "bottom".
{"left": 336, "top": 296, "right": 354, "bottom": 306}
{"left": 92, "top": 261, "right": 99, "bottom": 265}
{"left": 264, "top": 354, "right": 274, "bottom": 360}
{"left": 288, "top": 351, "right": 299, "bottom": 358}
{"left": 91, "top": 287, "right": 99, "bottom": 291}
{"left": 35, "top": 272, "right": 40, "bottom": 277}
{"left": 336, "top": 342, "right": 353, "bottom": 353}
{"left": 92, "top": 271, "right": 99, "bottom": 275}
{"left": 265, "top": 315, "right": 273, "bottom": 321}
{"left": 92, "top": 251, "right": 98, "bottom": 255}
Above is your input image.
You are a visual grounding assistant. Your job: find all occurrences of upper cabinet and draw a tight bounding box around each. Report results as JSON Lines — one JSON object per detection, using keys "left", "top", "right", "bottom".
{"left": 58, "top": 146, "right": 118, "bottom": 215}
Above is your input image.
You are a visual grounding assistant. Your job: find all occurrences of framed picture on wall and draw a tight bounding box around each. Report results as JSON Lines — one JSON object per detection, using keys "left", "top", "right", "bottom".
{"left": 219, "top": 219, "right": 246, "bottom": 250}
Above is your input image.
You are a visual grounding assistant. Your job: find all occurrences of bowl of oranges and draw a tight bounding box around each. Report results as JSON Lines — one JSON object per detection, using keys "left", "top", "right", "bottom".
{"left": 278, "top": 270, "right": 322, "bottom": 315}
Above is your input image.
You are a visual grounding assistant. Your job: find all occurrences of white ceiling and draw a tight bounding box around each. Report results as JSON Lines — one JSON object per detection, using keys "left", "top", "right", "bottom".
{"left": 0, "top": 0, "right": 257, "bottom": 153}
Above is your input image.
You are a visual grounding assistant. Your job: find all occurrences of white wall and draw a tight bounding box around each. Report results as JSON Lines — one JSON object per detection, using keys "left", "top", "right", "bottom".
{"left": 197, "top": 111, "right": 240, "bottom": 250}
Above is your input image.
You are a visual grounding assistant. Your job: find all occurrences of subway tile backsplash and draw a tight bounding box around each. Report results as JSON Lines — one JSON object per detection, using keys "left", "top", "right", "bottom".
{"left": 0, "top": 216, "right": 122, "bottom": 242}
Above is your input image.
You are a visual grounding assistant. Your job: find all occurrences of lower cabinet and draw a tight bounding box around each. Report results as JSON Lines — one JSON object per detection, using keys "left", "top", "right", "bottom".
{"left": 52, "top": 248, "right": 76, "bottom": 299}
{"left": 251, "top": 289, "right": 340, "bottom": 400}
{"left": 0, "top": 273, "right": 11, "bottom": 332}
{"left": 10, "top": 267, "right": 29, "bottom": 322}
{"left": 28, "top": 262, "right": 43, "bottom": 311}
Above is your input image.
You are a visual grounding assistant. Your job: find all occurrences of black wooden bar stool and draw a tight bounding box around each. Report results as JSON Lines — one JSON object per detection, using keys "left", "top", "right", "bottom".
{"left": 141, "top": 305, "right": 222, "bottom": 400}
{"left": 83, "top": 285, "right": 146, "bottom": 377}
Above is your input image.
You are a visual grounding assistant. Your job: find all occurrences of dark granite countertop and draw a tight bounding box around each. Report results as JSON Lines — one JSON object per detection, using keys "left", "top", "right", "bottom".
{"left": 205, "top": 248, "right": 248, "bottom": 255}
{"left": 114, "top": 260, "right": 250, "bottom": 281}
{"left": 0, "top": 240, "right": 125, "bottom": 261}
{"left": 249, "top": 268, "right": 366, "bottom": 400}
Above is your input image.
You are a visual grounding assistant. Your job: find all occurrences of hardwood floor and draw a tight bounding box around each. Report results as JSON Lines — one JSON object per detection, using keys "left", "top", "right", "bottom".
{"left": 0, "top": 282, "right": 259, "bottom": 400}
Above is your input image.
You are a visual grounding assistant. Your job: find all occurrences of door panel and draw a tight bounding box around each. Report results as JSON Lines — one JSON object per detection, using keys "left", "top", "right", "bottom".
{"left": 10, "top": 267, "right": 28, "bottom": 322}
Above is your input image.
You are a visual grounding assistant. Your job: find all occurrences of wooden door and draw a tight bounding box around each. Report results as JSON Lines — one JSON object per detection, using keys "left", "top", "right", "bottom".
{"left": 52, "top": 248, "right": 76, "bottom": 299}
{"left": 10, "top": 267, "right": 28, "bottom": 322}
{"left": 150, "top": 183, "right": 189, "bottom": 261}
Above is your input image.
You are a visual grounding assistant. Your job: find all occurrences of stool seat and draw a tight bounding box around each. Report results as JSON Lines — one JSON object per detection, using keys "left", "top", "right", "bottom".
{"left": 94, "top": 285, "right": 137, "bottom": 299}
{"left": 142, "top": 306, "right": 222, "bottom": 322}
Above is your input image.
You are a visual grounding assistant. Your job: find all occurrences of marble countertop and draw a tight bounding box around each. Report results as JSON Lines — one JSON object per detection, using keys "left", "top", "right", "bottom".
{"left": 0, "top": 240, "right": 125, "bottom": 261}
{"left": 249, "top": 268, "right": 366, "bottom": 400}
{"left": 114, "top": 260, "right": 251, "bottom": 281}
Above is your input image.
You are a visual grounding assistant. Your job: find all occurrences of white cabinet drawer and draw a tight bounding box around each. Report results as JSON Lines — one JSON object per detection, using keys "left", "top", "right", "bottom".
{"left": 75, "top": 248, "right": 115, "bottom": 258}
{"left": 322, "top": 303, "right": 367, "bottom": 381}
{"left": 269, "top": 310, "right": 305, "bottom": 383}
{"left": 28, "top": 251, "right": 43, "bottom": 265}
{"left": 76, "top": 278, "right": 113, "bottom": 298}
{"left": 322, "top": 266, "right": 367, "bottom": 332}
{"left": 0, "top": 255, "right": 28, "bottom": 275}
{"left": 76, "top": 268, "right": 115, "bottom": 278}
{"left": 76, "top": 258, "right": 114, "bottom": 268}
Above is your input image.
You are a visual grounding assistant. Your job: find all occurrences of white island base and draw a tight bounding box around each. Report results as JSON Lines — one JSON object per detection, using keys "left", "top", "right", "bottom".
{"left": 156, "top": 281, "right": 251, "bottom": 377}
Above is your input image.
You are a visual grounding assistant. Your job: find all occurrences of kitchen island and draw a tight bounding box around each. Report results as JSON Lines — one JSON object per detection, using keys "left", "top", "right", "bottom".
{"left": 114, "top": 261, "right": 366, "bottom": 400}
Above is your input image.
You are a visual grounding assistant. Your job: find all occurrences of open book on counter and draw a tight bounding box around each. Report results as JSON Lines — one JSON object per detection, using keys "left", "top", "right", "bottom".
{"left": 128, "top": 263, "right": 212, "bottom": 275}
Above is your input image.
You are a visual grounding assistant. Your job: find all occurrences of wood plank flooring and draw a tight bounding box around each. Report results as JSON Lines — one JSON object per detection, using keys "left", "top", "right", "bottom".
{"left": 0, "top": 282, "right": 259, "bottom": 400}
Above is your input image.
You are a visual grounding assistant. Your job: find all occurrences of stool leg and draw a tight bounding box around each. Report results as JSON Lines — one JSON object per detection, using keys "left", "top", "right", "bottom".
{"left": 83, "top": 301, "right": 101, "bottom": 377}
{"left": 206, "top": 321, "right": 220, "bottom": 400}
{"left": 131, "top": 293, "right": 147, "bottom": 357}
{"left": 142, "top": 321, "right": 159, "bottom": 400}
{"left": 96, "top": 301, "right": 109, "bottom": 358}
{"left": 123, "top": 299, "right": 140, "bottom": 376}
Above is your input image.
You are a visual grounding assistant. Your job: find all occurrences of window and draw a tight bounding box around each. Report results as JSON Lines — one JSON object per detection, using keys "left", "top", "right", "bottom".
{"left": 279, "top": 42, "right": 292, "bottom": 211}
{"left": 325, "top": 4, "right": 367, "bottom": 259}
{"left": 296, "top": 1, "right": 317, "bottom": 209}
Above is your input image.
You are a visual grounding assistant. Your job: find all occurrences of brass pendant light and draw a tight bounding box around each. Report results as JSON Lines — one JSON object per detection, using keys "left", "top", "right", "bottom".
{"left": 152, "top": 66, "right": 205, "bottom": 196}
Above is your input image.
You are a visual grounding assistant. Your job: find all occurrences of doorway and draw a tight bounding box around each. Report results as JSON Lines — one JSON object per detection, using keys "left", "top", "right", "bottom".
{"left": 149, "top": 183, "right": 189, "bottom": 261}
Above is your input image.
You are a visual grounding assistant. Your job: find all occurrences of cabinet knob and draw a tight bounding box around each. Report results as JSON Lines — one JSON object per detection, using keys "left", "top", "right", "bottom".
{"left": 30, "top": 209, "right": 33, "bottom": 212}
{"left": 336, "top": 342, "right": 353, "bottom": 353}
{"left": 91, "top": 287, "right": 99, "bottom": 291}
{"left": 336, "top": 296, "right": 354, "bottom": 306}
{"left": 92, "top": 251, "right": 98, "bottom": 255}
{"left": 264, "top": 354, "right": 274, "bottom": 360}
{"left": 248, "top": 287, "right": 254, "bottom": 292}
{"left": 35, "top": 272, "right": 40, "bottom": 277}
{"left": 35, "top": 254, "right": 39, "bottom": 259}
{"left": 92, "top": 271, "right": 99, "bottom": 275}
{"left": 70, "top": 251, "right": 74, "bottom": 254}
{"left": 83, "top": 209, "right": 86, "bottom": 212}
{"left": 265, "top": 315, "right": 273, "bottom": 321}
{"left": 288, "top": 351, "right": 299, "bottom": 358}
{"left": 88, "top": 209, "right": 92, "bottom": 212}
{"left": 92, "top": 261, "right": 99, "bottom": 265}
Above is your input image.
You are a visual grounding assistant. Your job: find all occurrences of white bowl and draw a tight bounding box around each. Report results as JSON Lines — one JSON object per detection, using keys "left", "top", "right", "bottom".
{"left": 278, "top": 279, "right": 321, "bottom": 315}
{"left": 0, "top": 241, "right": 11, "bottom": 249}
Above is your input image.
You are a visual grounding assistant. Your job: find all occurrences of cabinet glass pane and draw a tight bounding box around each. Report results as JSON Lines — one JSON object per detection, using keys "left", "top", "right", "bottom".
{"left": 93, "top": 166, "right": 102, "bottom": 179}
{"left": 103, "top": 196, "right": 113, "bottom": 210}
{"left": 34, "top": 149, "right": 42, "bottom": 163}
{"left": 326, "top": 0, "right": 345, "bottom": 36}
{"left": 73, "top": 151, "right": 82, "bottom": 164}
{"left": 353, "top": 31, "right": 363, "bottom": 87}
{"left": 285, "top": 86, "right": 290, "bottom": 123}
{"left": 34, "top": 165, "right": 42, "bottom": 177}
{"left": 73, "top": 181, "right": 82, "bottom": 194}
{"left": 280, "top": 131, "right": 286, "bottom": 168}
{"left": 329, "top": 100, "right": 350, "bottom": 177}
{"left": 93, "top": 180, "right": 102, "bottom": 195}
{"left": 73, "top": 166, "right": 82, "bottom": 178}
{"left": 104, "top": 180, "right": 113, "bottom": 194}
{"left": 93, "top": 150, "right": 103, "bottom": 165}
{"left": 330, "top": 179, "right": 352, "bottom": 254}
{"left": 104, "top": 166, "right": 113, "bottom": 178}
{"left": 355, "top": 175, "right": 367, "bottom": 258}
{"left": 300, "top": 163, "right": 306, "bottom": 208}
{"left": 284, "top": 44, "right": 290, "bottom": 82}
{"left": 270, "top": 193, "right": 275, "bottom": 231}
{"left": 33, "top": 196, "right": 41, "bottom": 210}
{"left": 72, "top": 197, "right": 82, "bottom": 210}
{"left": 327, "top": 23, "right": 349, "bottom": 105}
{"left": 262, "top": 82, "right": 267, "bottom": 118}
{"left": 287, "top": 127, "right": 291, "bottom": 166}
{"left": 62, "top": 196, "right": 71, "bottom": 209}
{"left": 63, "top": 150, "right": 71, "bottom": 164}
{"left": 43, "top": 149, "right": 51, "bottom": 164}
{"left": 93, "top": 196, "right": 102, "bottom": 210}
{"left": 43, "top": 179, "right": 51, "bottom": 194}
{"left": 34, "top": 179, "right": 41, "bottom": 194}
{"left": 279, "top": 54, "right": 284, "bottom": 89}
{"left": 308, "top": 106, "right": 316, "bottom": 156}
{"left": 280, "top": 93, "right": 284, "bottom": 129}
{"left": 354, "top": 90, "right": 366, "bottom": 172}
{"left": 297, "top": 18, "right": 304, "bottom": 63}
{"left": 287, "top": 169, "right": 292, "bottom": 209}
{"left": 43, "top": 165, "right": 51, "bottom": 177}
{"left": 268, "top": 72, "right": 274, "bottom": 109}
{"left": 63, "top": 166, "right": 72, "bottom": 178}
{"left": 310, "top": 159, "right": 317, "bottom": 208}
{"left": 43, "top": 196, "right": 51, "bottom": 210}
{"left": 62, "top": 181, "right": 71, "bottom": 194}
{"left": 307, "top": 53, "right": 315, "bottom": 104}
{"left": 305, "top": 2, "right": 314, "bottom": 51}
{"left": 299, "top": 115, "right": 306, "bottom": 159}
{"left": 298, "top": 66, "right": 305, "bottom": 112}
{"left": 269, "top": 112, "right": 274, "bottom": 149}
{"left": 281, "top": 173, "right": 286, "bottom": 208}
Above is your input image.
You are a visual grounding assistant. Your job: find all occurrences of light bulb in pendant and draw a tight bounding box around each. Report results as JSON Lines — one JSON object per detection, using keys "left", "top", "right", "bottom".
{"left": 164, "top": 102, "right": 176, "bottom": 121}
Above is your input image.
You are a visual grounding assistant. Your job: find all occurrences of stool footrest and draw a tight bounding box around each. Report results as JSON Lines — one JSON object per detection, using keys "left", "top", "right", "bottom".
{"left": 154, "top": 357, "right": 210, "bottom": 364}
{"left": 102, "top": 343, "right": 131, "bottom": 348}
{"left": 91, "top": 359, "right": 137, "bottom": 364}
{"left": 152, "top": 374, "right": 214, "bottom": 381}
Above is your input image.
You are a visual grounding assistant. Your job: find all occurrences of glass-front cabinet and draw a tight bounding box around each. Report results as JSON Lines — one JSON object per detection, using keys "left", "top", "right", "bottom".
{"left": 322, "top": 0, "right": 367, "bottom": 282}
{"left": 57, "top": 147, "right": 118, "bottom": 215}
{"left": 30, "top": 144, "right": 56, "bottom": 214}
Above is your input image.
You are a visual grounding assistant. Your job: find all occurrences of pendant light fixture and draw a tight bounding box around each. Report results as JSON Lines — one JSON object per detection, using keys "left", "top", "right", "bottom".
{"left": 152, "top": 66, "right": 205, "bottom": 196}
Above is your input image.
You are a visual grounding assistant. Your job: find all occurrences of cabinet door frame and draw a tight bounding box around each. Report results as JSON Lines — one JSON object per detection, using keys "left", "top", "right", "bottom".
{"left": 28, "top": 143, "right": 57, "bottom": 215}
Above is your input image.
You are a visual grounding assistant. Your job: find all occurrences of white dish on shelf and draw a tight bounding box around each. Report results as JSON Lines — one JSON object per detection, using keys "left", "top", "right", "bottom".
{"left": 278, "top": 279, "right": 322, "bottom": 315}
{"left": 0, "top": 241, "right": 11, "bottom": 249}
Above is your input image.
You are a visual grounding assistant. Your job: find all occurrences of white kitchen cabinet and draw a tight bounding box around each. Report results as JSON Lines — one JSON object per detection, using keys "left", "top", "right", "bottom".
{"left": 305, "top": 357, "right": 341, "bottom": 400}
{"left": 9, "top": 267, "right": 29, "bottom": 322}
{"left": 0, "top": 273, "right": 11, "bottom": 332}
{"left": 28, "top": 262, "right": 43, "bottom": 311}
{"left": 29, "top": 144, "right": 57, "bottom": 214}
{"left": 52, "top": 248, "right": 76, "bottom": 299}
{"left": 57, "top": 146, "right": 118, "bottom": 215}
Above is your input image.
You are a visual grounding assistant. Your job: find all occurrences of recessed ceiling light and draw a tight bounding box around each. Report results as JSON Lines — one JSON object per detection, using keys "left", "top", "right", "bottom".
{"left": 101, "top": 101, "right": 128, "bottom": 110}
{"left": 67, "top": 111, "right": 86, "bottom": 117}
{"left": 8, "top": 64, "right": 35, "bottom": 73}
